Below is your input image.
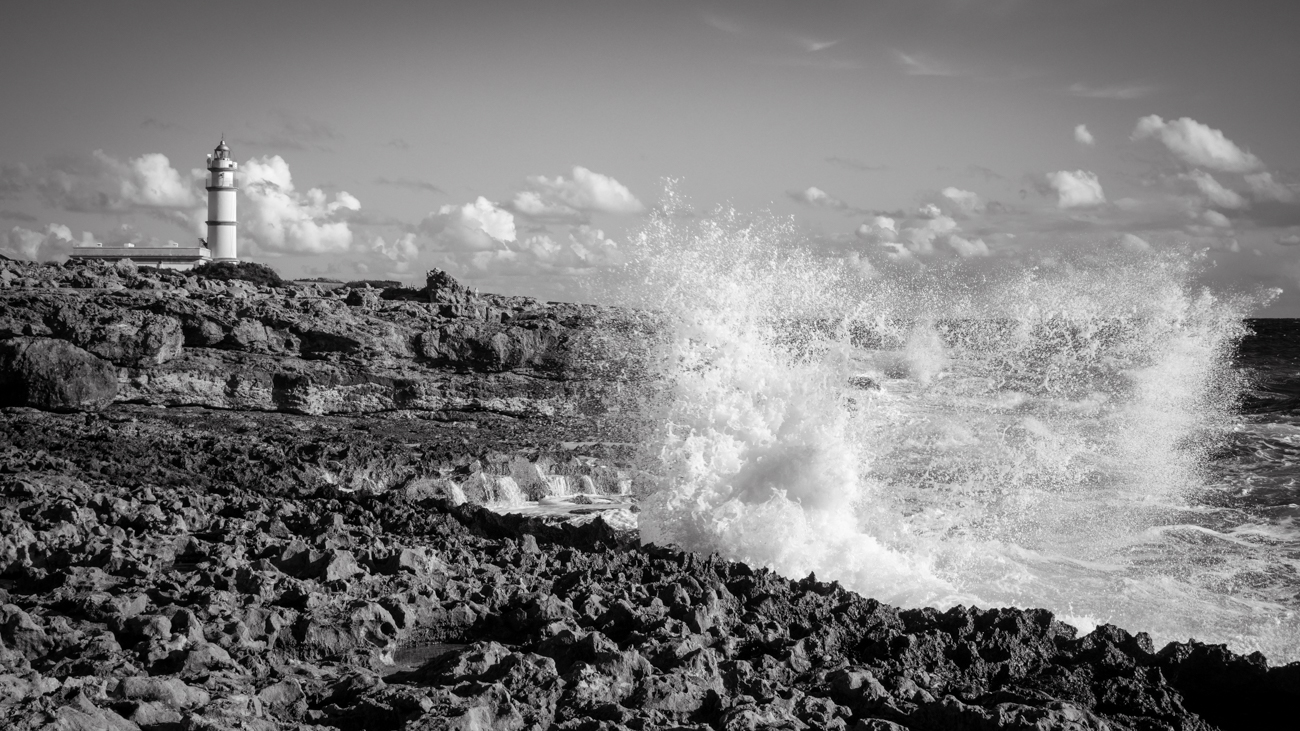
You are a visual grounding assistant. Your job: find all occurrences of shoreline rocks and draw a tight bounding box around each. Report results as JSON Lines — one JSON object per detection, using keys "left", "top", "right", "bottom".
{"left": 0, "top": 258, "right": 659, "bottom": 419}
{"left": 3, "top": 416, "right": 1296, "bottom": 730}
{"left": 0, "top": 257, "right": 1296, "bottom": 729}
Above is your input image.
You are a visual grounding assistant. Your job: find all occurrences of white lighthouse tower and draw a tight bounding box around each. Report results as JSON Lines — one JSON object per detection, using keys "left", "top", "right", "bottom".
{"left": 205, "top": 138, "right": 238, "bottom": 262}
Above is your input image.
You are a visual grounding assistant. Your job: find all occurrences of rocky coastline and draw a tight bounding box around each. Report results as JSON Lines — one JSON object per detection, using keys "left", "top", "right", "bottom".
{"left": 1, "top": 257, "right": 1296, "bottom": 731}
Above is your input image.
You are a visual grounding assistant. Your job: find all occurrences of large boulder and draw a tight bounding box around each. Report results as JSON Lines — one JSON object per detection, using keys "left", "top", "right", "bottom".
{"left": 0, "top": 337, "right": 117, "bottom": 411}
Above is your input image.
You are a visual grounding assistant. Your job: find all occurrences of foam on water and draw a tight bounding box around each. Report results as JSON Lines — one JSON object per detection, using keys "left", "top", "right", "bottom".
{"left": 602, "top": 194, "right": 1300, "bottom": 662}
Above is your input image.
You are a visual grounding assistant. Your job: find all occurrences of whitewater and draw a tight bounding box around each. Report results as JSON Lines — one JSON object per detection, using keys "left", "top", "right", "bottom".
{"left": 597, "top": 193, "right": 1300, "bottom": 664}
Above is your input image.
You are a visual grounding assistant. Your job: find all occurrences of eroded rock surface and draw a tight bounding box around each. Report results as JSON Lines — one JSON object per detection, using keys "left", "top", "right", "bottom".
{"left": 0, "top": 258, "right": 657, "bottom": 419}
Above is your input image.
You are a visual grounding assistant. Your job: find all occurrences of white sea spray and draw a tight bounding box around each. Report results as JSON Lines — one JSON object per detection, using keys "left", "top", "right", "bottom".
{"left": 599, "top": 189, "right": 1299, "bottom": 662}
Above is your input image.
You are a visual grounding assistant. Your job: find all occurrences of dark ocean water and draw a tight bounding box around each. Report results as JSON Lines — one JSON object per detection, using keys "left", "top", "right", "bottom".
{"left": 1119, "top": 317, "right": 1300, "bottom": 661}
{"left": 1210, "top": 318, "right": 1300, "bottom": 533}
{"left": 1202, "top": 318, "right": 1300, "bottom": 602}
{"left": 1220, "top": 319, "right": 1300, "bottom": 502}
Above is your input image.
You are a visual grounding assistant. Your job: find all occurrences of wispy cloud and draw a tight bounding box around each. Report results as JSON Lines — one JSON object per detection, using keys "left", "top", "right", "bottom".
{"left": 384, "top": 138, "right": 410, "bottom": 150}
{"left": 706, "top": 12, "right": 850, "bottom": 69}
{"left": 236, "top": 110, "right": 340, "bottom": 153}
{"left": 0, "top": 209, "right": 38, "bottom": 222}
{"left": 756, "top": 55, "right": 860, "bottom": 71}
{"left": 1068, "top": 82, "right": 1156, "bottom": 100}
{"left": 703, "top": 13, "right": 744, "bottom": 35}
{"left": 140, "top": 118, "right": 184, "bottom": 132}
{"left": 375, "top": 176, "right": 442, "bottom": 194}
{"left": 967, "top": 165, "right": 1002, "bottom": 181}
{"left": 894, "top": 51, "right": 965, "bottom": 77}
{"left": 342, "top": 210, "right": 409, "bottom": 228}
{"left": 798, "top": 38, "right": 840, "bottom": 53}
{"left": 0, "top": 163, "right": 29, "bottom": 199}
{"left": 826, "top": 156, "right": 886, "bottom": 172}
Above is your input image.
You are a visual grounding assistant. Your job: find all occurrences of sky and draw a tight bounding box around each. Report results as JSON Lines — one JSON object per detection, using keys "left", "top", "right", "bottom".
{"left": 2, "top": 0, "right": 1299, "bottom": 312}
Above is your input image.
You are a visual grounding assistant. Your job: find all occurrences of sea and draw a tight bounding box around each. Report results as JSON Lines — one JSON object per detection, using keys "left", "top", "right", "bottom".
{"left": 593, "top": 196, "right": 1300, "bottom": 665}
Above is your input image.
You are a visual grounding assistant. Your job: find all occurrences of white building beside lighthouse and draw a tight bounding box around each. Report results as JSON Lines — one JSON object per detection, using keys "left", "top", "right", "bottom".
{"left": 205, "top": 138, "right": 238, "bottom": 262}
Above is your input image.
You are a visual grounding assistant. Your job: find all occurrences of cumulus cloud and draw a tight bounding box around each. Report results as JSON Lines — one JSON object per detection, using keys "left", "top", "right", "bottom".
{"left": 946, "top": 234, "right": 990, "bottom": 258}
{"left": 1244, "top": 172, "right": 1295, "bottom": 203}
{"left": 509, "top": 190, "right": 577, "bottom": 221}
{"left": 1074, "top": 124, "right": 1095, "bottom": 146}
{"left": 371, "top": 197, "right": 625, "bottom": 282}
{"left": 420, "top": 223, "right": 623, "bottom": 285}
{"left": 855, "top": 215, "right": 898, "bottom": 242}
{"left": 1, "top": 224, "right": 84, "bottom": 261}
{"left": 511, "top": 166, "right": 644, "bottom": 221}
{"left": 1118, "top": 233, "right": 1151, "bottom": 252}
{"left": 505, "top": 225, "right": 622, "bottom": 271}
{"left": 463, "top": 250, "right": 522, "bottom": 274}
{"left": 563, "top": 225, "right": 621, "bottom": 266}
{"left": 857, "top": 210, "right": 981, "bottom": 262}
{"left": 1045, "top": 170, "right": 1106, "bottom": 208}
{"left": 17, "top": 151, "right": 200, "bottom": 214}
{"left": 1278, "top": 232, "right": 1300, "bottom": 247}
{"left": 901, "top": 212, "right": 958, "bottom": 255}
{"left": 1201, "top": 209, "right": 1232, "bottom": 228}
{"left": 941, "top": 187, "right": 982, "bottom": 215}
{"left": 863, "top": 198, "right": 992, "bottom": 259}
{"left": 1182, "top": 169, "right": 1247, "bottom": 209}
{"left": 517, "top": 234, "right": 562, "bottom": 260}
{"left": 371, "top": 233, "right": 420, "bottom": 272}
{"left": 420, "top": 196, "right": 517, "bottom": 252}
{"left": 115, "top": 153, "right": 199, "bottom": 208}
{"left": 789, "top": 186, "right": 848, "bottom": 209}
{"left": 879, "top": 242, "right": 916, "bottom": 262}
{"left": 1132, "top": 115, "right": 1263, "bottom": 173}
{"left": 240, "top": 155, "right": 360, "bottom": 254}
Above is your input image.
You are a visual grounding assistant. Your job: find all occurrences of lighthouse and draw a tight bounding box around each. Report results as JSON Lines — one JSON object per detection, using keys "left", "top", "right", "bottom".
{"left": 205, "top": 138, "right": 238, "bottom": 262}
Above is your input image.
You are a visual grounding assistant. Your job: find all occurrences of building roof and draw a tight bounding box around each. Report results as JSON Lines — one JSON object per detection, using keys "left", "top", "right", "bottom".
{"left": 70, "top": 245, "right": 211, "bottom": 261}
